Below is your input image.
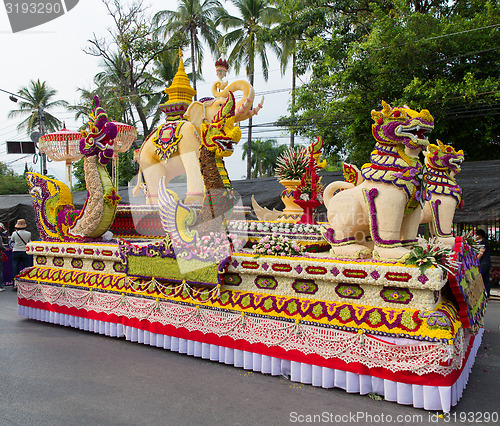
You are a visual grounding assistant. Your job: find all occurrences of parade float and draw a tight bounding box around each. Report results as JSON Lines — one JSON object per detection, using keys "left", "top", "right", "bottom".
{"left": 16, "top": 55, "right": 485, "bottom": 413}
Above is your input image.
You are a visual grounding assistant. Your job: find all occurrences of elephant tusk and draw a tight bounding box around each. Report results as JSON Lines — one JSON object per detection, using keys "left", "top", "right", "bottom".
{"left": 251, "top": 96, "right": 265, "bottom": 116}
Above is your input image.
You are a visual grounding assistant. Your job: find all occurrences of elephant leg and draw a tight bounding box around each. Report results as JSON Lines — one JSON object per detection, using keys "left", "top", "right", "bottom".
{"left": 177, "top": 150, "right": 205, "bottom": 204}
{"left": 142, "top": 156, "right": 184, "bottom": 204}
{"left": 141, "top": 162, "right": 166, "bottom": 204}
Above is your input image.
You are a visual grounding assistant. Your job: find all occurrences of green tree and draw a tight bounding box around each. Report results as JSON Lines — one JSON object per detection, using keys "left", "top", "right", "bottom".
{"left": 268, "top": 1, "right": 312, "bottom": 147}
{"left": 0, "top": 162, "right": 29, "bottom": 195}
{"left": 155, "top": 0, "right": 223, "bottom": 99}
{"left": 218, "top": 0, "right": 281, "bottom": 179}
{"left": 85, "top": 0, "right": 175, "bottom": 137}
{"left": 276, "top": 0, "right": 500, "bottom": 163}
{"left": 241, "top": 138, "right": 287, "bottom": 178}
{"left": 8, "top": 79, "right": 68, "bottom": 134}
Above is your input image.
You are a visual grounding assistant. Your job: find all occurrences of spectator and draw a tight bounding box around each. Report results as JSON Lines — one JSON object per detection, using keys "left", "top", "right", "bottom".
{"left": 0, "top": 223, "right": 8, "bottom": 246}
{"left": 476, "top": 229, "right": 492, "bottom": 299}
{"left": 11, "top": 219, "right": 32, "bottom": 292}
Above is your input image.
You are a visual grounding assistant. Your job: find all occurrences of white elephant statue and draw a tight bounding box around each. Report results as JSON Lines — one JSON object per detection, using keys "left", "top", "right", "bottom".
{"left": 134, "top": 80, "right": 262, "bottom": 204}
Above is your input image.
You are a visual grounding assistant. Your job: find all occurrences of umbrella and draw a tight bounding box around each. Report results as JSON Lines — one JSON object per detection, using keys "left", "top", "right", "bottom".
{"left": 111, "top": 121, "right": 138, "bottom": 188}
{"left": 38, "top": 128, "right": 83, "bottom": 190}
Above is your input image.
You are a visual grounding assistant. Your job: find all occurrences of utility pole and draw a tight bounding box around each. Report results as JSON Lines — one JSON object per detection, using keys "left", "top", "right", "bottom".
{"left": 38, "top": 105, "right": 47, "bottom": 175}
{"left": 1, "top": 87, "right": 47, "bottom": 175}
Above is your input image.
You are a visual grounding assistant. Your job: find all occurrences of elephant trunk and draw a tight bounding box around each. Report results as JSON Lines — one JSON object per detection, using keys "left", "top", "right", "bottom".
{"left": 212, "top": 80, "right": 261, "bottom": 122}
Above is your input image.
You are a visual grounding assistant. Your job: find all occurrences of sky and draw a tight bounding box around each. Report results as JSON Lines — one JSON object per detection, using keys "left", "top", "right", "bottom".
{"left": 0, "top": 0, "right": 307, "bottom": 187}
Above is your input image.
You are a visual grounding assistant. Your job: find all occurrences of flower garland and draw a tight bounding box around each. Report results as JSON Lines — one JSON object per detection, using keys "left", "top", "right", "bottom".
{"left": 228, "top": 220, "right": 322, "bottom": 236}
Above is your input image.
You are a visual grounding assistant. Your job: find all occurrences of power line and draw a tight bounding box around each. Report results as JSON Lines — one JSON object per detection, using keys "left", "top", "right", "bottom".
{"left": 367, "top": 23, "right": 500, "bottom": 52}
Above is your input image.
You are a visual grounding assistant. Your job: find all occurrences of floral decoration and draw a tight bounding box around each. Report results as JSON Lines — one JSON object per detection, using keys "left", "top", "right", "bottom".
{"left": 460, "top": 231, "right": 481, "bottom": 254}
{"left": 275, "top": 146, "right": 309, "bottom": 181}
{"left": 293, "top": 149, "right": 324, "bottom": 203}
{"left": 175, "top": 232, "right": 244, "bottom": 263}
{"left": 380, "top": 287, "right": 413, "bottom": 304}
{"left": 292, "top": 279, "right": 318, "bottom": 295}
{"left": 252, "top": 233, "right": 304, "bottom": 257}
{"left": 335, "top": 284, "right": 364, "bottom": 299}
{"left": 53, "top": 257, "right": 64, "bottom": 267}
{"left": 92, "top": 260, "right": 106, "bottom": 271}
{"left": 113, "top": 262, "right": 126, "bottom": 273}
{"left": 255, "top": 275, "right": 279, "bottom": 290}
{"left": 228, "top": 220, "right": 322, "bottom": 237}
{"left": 71, "top": 258, "right": 83, "bottom": 269}
{"left": 224, "top": 273, "right": 242, "bottom": 286}
{"left": 406, "top": 237, "right": 459, "bottom": 275}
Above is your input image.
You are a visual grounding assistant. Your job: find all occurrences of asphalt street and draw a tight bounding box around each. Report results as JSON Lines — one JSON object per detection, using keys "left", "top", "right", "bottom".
{"left": 0, "top": 288, "right": 498, "bottom": 426}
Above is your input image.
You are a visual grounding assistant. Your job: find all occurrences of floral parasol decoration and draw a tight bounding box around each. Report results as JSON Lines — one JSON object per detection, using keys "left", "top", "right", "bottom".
{"left": 406, "top": 237, "right": 459, "bottom": 275}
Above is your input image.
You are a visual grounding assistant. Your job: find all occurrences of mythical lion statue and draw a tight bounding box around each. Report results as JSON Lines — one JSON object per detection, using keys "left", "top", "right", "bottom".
{"left": 421, "top": 140, "right": 464, "bottom": 246}
{"left": 323, "top": 101, "right": 434, "bottom": 261}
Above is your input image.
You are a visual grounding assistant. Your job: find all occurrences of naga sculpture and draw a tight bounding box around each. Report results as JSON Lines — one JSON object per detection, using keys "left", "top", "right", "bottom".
{"left": 323, "top": 101, "right": 434, "bottom": 261}
{"left": 134, "top": 55, "right": 261, "bottom": 205}
{"left": 27, "top": 96, "right": 121, "bottom": 241}
{"left": 421, "top": 140, "right": 464, "bottom": 246}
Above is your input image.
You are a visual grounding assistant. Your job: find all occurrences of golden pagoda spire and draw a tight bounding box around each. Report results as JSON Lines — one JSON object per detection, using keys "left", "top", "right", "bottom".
{"left": 163, "top": 48, "right": 196, "bottom": 106}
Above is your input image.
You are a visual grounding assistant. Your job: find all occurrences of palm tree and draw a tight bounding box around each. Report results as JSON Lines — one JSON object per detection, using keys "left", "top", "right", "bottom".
{"left": 242, "top": 138, "right": 286, "bottom": 178}
{"left": 269, "top": 3, "right": 309, "bottom": 148}
{"left": 276, "top": 14, "right": 300, "bottom": 149}
{"left": 218, "top": 0, "right": 281, "bottom": 179}
{"left": 155, "top": 0, "right": 223, "bottom": 99}
{"left": 8, "top": 79, "right": 68, "bottom": 134}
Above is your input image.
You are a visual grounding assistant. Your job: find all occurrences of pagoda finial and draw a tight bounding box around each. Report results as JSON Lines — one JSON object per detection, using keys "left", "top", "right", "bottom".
{"left": 159, "top": 48, "right": 197, "bottom": 120}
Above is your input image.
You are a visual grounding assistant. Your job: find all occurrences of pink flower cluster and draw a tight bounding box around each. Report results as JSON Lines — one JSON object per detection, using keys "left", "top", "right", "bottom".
{"left": 179, "top": 232, "right": 244, "bottom": 260}
{"left": 252, "top": 233, "right": 303, "bottom": 257}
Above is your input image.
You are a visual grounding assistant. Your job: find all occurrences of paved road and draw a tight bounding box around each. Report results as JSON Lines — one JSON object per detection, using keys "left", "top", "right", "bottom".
{"left": 0, "top": 288, "right": 498, "bottom": 426}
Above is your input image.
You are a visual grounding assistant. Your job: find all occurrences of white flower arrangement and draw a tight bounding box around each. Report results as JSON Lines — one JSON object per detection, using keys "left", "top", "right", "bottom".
{"left": 228, "top": 220, "right": 322, "bottom": 236}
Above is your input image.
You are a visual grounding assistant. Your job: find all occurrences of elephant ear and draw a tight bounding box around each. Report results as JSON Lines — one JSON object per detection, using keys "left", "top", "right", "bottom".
{"left": 184, "top": 101, "right": 204, "bottom": 129}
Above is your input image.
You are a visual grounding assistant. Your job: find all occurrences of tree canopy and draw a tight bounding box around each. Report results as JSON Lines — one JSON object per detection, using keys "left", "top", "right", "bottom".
{"left": 0, "top": 162, "right": 29, "bottom": 195}
{"left": 275, "top": 0, "right": 500, "bottom": 164}
{"left": 8, "top": 79, "right": 68, "bottom": 134}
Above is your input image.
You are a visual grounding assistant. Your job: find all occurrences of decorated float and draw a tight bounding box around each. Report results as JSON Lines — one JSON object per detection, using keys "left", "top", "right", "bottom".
{"left": 16, "top": 54, "right": 485, "bottom": 413}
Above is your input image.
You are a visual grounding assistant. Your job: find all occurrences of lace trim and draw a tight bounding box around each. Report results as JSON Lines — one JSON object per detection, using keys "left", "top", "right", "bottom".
{"left": 18, "top": 281, "right": 468, "bottom": 376}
